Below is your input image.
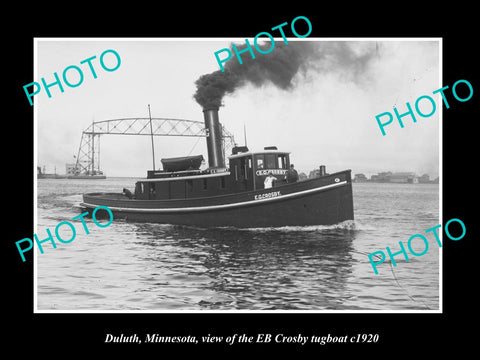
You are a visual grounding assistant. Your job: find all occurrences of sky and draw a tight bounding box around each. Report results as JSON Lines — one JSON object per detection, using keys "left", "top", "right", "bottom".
{"left": 35, "top": 38, "right": 440, "bottom": 178}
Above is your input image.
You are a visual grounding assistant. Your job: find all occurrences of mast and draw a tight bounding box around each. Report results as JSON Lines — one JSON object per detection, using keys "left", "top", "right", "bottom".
{"left": 97, "top": 135, "right": 100, "bottom": 174}
{"left": 148, "top": 104, "right": 156, "bottom": 170}
{"left": 244, "top": 123, "right": 248, "bottom": 147}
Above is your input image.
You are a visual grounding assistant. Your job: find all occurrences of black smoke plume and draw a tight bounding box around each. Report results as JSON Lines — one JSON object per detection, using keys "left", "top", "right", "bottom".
{"left": 194, "top": 41, "right": 377, "bottom": 109}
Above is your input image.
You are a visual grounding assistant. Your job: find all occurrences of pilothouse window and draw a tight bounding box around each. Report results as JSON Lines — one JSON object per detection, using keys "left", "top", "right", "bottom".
{"left": 265, "top": 154, "right": 276, "bottom": 169}
{"left": 257, "top": 153, "right": 283, "bottom": 169}
{"left": 256, "top": 156, "right": 264, "bottom": 169}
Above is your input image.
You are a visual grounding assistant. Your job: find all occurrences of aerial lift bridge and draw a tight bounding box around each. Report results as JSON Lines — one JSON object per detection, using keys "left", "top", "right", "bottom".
{"left": 73, "top": 117, "right": 236, "bottom": 177}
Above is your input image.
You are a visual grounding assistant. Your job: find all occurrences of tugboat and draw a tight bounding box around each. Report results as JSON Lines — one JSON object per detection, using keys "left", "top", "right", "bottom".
{"left": 80, "top": 107, "right": 354, "bottom": 228}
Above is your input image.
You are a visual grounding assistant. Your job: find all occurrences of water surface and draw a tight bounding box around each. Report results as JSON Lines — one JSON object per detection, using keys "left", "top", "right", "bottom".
{"left": 36, "top": 179, "right": 440, "bottom": 311}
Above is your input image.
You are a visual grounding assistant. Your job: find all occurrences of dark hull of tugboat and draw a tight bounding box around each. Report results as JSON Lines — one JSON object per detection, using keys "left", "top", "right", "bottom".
{"left": 80, "top": 170, "right": 354, "bottom": 228}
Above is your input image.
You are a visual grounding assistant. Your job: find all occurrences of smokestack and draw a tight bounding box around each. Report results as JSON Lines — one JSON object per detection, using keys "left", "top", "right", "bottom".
{"left": 203, "top": 107, "right": 225, "bottom": 169}
{"left": 319, "top": 165, "right": 326, "bottom": 176}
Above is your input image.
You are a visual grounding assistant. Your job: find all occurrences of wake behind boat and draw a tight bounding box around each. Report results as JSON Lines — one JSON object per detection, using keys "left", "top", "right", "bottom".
{"left": 80, "top": 107, "right": 354, "bottom": 228}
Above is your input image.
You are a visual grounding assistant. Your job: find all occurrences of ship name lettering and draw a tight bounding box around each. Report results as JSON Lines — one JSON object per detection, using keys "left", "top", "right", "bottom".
{"left": 256, "top": 169, "right": 287, "bottom": 176}
{"left": 254, "top": 191, "right": 281, "bottom": 200}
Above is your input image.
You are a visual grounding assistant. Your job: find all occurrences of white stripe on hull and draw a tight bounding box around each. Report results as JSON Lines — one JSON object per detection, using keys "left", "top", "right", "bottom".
{"left": 81, "top": 181, "right": 348, "bottom": 213}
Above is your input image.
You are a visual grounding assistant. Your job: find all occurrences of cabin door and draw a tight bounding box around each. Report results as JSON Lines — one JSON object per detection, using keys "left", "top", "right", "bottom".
{"left": 237, "top": 156, "right": 254, "bottom": 190}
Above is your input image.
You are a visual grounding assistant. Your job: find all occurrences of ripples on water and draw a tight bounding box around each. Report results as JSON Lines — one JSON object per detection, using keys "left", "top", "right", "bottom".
{"left": 36, "top": 179, "right": 440, "bottom": 311}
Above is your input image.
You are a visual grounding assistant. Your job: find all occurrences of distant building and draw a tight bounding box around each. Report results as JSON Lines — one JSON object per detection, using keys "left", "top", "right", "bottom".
{"left": 354, "top": 173, "right": 368, "bottom": 182}
{"left": 308, "top": 166, "right": 328, "bottom": 179}
{"left": 419, "top": 174, "right": 430, "bottom": 183}
{"left": 389, "top": 172, "right": 418, "bottom": 183}
{"left": 370, "top": 171, "right": 419, "bottom": 183}
{"left": 370, "top": 171, "right": 392, "bottom": 182}
{"left": 309, "top": 169, "right": 319, "bottom": 179}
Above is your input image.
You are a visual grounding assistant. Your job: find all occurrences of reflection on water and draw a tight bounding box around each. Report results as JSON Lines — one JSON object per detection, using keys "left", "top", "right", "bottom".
{"left": 132, "top": 224, "right": 356, "bottom": 310}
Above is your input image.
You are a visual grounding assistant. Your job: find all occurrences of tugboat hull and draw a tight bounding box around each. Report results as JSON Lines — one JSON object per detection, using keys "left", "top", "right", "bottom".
{"left": 81, "top": 170, "right": 354, "bottom": 228}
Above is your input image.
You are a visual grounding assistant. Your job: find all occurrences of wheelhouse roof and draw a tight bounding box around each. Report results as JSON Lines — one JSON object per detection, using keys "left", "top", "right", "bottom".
{"left": 228, "top": 150, "right": 290, "bottom": 160}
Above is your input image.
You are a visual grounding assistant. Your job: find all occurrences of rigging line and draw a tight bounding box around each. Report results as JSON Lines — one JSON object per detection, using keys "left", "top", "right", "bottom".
{"left": 148, "top": 105, "right": 156, "bottom": 170}
{"left": 386, "top": 259, "right": 431, "bottom": 310}
{"left": 352, "top": 250, "right": 431, "bottom": 310}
